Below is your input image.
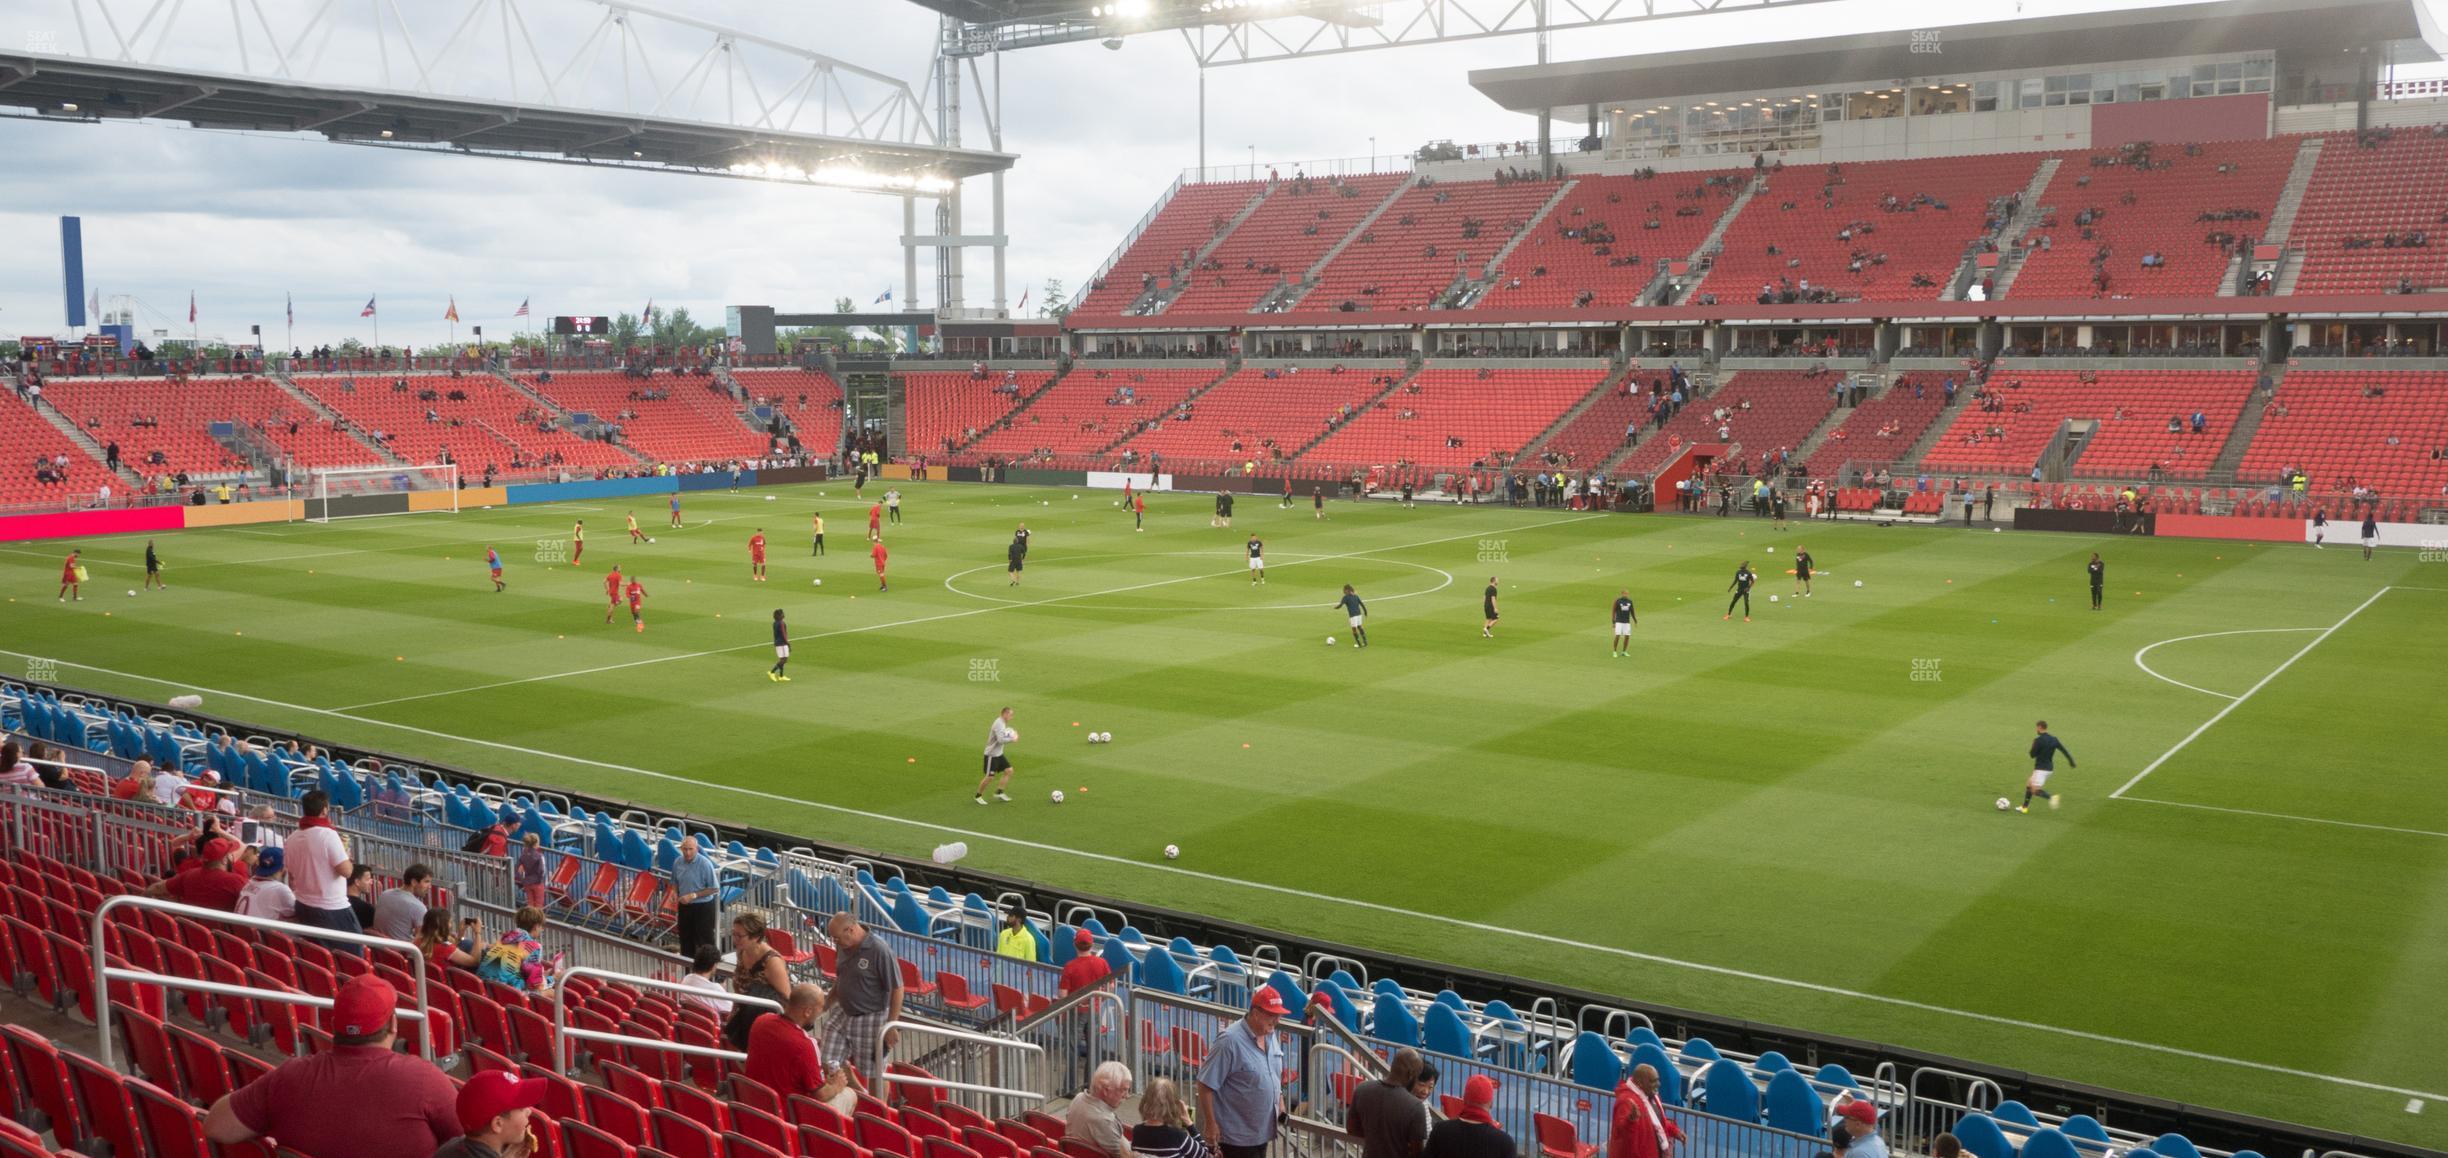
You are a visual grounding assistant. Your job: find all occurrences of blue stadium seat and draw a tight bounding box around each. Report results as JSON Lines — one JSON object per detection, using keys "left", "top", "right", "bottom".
{"left": 1137, "top": 945, "right": 1187, "bottom": 994}
{"left": 2150, "top": 1135, "right": 2202, "bottom": 1158}
{"left": 2057, "top": 1115, "right": 2111, "bottom": 1155}
{"left": 618, "top": 830, "right": 651, "bottom": 870}
{"left": 1567, "top": 1032, "right": 1620, "bottom": 1090}
{"left": 891, "top": 890, "right": 931, "bottom": 933}
{"left": 1434, "top": 989, "right": 1467, "bottom": 1012}
{"left": 1314, "top": 980, "right": 1364, "bottom": 1031}
{"left": 1628, "top": 1043, "right": 1681, "bottom": 1106}
{"left": 1992, "top": 1101, "right": 2040, "bottom": 1128}
{"left": 1697, "top": 1057, "right": 1757, "bottom": 1122}
{"left": 2018, "top": 1128, "right": 2080, "bottom": 1158}
{"left": 1423, "top": 1002, "right": 1473, "bottom": 1059}
{"left": 1809, "top": 1063, "right": 1862, "bottom": 1094}
{"left": 1762, "top": 1068, "right": 1822, "bottom": 1135}
{"left": 1627, "top": 1026, "right": 1663, "bottom": 1050}
{"left": 1373, "top": 993, "right": 1420, "bottom": 1048}
{"left": 1952, "top": 1113, "right": 2016, "bottom": 1158}
{"left": 1679, "top": 1037, "right": 1721, "bottom": 1065}
{"left": 1753, "top": 1051, "right": 1794, "bottom": 1075}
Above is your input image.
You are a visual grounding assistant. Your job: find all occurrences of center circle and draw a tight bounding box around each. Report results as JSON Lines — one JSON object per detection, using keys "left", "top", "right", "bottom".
{"left": 941, "top": 551, "right": 1455, "bottom": 611}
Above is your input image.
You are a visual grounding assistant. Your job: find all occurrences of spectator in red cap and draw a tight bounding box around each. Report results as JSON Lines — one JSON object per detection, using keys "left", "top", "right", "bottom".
{"left": 1058, "top": 929, "right": 1114, "bottom": 995}
{"left": 147, "top": 836, "right": 247, "bottom": 912}
{"left": 204, "top": 975, "right": 461, "bottom": 1158}
{"left": 1423, "top": 1074, "right": 1512, "bottom": 1158}
{"left": 1197, "top": 988, "right": 1287, "bottom": 1158}
{"left": 1608, "top": 1063, "right": 1682, "bottom": 1158}
{"left": 1833, "top": 1099, "right": 1887, "bottom": 1158}
{"left": 437, "top": 1070, "right": 547, "bottom": 1157}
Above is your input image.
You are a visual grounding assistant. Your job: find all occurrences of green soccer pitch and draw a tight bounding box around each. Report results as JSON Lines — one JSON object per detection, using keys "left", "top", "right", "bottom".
{"left": 5, "top": 481, "right": 2444, "bottom": 1146}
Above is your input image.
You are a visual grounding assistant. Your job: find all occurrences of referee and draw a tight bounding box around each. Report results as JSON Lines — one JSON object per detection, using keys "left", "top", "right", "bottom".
{"left": 974, "top": 707, "right": 1019, "bottom": 805}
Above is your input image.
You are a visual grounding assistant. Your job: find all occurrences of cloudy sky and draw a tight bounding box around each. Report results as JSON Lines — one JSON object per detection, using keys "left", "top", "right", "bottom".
{"left": 0, "top": 0, "right": 2439, "bottom": 347}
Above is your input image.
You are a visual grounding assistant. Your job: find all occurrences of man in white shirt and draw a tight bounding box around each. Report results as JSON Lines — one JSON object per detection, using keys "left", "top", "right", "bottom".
{"left": 973, "top": 707, "right": 1020, "bottom": 805}
{"left": 283, "top": 789, "right": 362, "bottom": 951}
{"left": 235, "top": 848, "right": 297, "bottom": 922}
{"left": 150, "top": 765, "right": 190, "bottom": 807}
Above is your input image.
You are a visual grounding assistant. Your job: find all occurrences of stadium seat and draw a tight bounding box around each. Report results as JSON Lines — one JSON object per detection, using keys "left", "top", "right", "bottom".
{"left": 1695, "top": 1057, "right": 1757, "bottom": 1123}
{"left": 1479, "top": 171, "right": 1750, "bottom": 311}
{"left": 1700, "top": 154, "right": 2041, "bottom": 302}
{"left": 2020, "top": 1128, "right": 2084, "bottom": 1158}
{"left": 2285, "top": 131, "right": 2448, "bottom": 295}
{"left": 1071, "top": 180, "right": 1269, "bottom": 319}
{"left": 1531, "top": 1112, "right": 1598, "bottom": 1158}
{"left": 1294, "top": 177, "right": 1565, "bottom": 314}
{"left": 1761, "top": 1069, "right": 1824, "bottom": 1135}
{"left": 1166, "top": 175, "right": 1408, "bottom": 316}
{"left": 1953, "top": 1113, "right": 2017, "bottom": 1158}
{"left": 2010, "top": 139, "right": 2298, "bottom": 298}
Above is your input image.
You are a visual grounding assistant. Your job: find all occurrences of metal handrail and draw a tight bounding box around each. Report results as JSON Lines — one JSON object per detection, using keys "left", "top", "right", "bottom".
{"left": 874, "top": 1016, "right": 1050, "bottom": 1107}
{"left": 552, "top": 964, "right": 784, "bottom": 1074}
{"left": 93, "top": 894, "right": 435, "bottom": 1066}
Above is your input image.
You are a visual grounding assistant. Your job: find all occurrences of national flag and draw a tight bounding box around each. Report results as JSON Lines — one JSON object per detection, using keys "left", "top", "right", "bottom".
{"left": 642, "top": 299, "right": 656, "bottom": 324}
{"left": 361, "top": 296, "right": 377, "bottom": 317}
{"left": 513, "top": 297, "right": 530, "bottom": 318}
{"left": 285, "top": 292, "right": 293, "bottom": 326}
{"left": 187, "top": 293, "right": 196, "bottom": 323}
{"left": 1016, "top": 287, "right": 1030, "bottom": 313}
{"left": 89, "top": 287, "right": 100, "bottom": 322}
{"left": 873, "top": 289, "right": 893, "bottom": 304}
{"left": 444, "top": 296, "right": 460, "bottom": 323}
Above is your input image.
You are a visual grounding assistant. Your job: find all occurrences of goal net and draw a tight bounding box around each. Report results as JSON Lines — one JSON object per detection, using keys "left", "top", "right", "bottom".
{"left": 307, "top": 464, "right": 460, "bottom": 523}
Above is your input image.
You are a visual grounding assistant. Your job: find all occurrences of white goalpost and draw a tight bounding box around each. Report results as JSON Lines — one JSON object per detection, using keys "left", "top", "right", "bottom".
{"left": 305, "top": 464, "right": 460, "bottom": 523}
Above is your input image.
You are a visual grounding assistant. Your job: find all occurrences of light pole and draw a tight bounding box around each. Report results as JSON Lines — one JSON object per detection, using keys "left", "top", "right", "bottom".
{"left": 1247, "top": 145, "right": 1255, "bottom": 176}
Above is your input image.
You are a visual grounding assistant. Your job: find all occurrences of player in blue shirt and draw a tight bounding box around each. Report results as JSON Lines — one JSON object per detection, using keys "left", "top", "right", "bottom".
{"left": 2360, "top": 512, "right": 2380, "bottom": 560}
{"left": 669, "top": 493, "right": 683, "bottom": 529}
{"left": 768, "top": 609, "right": 792, "bottom": 682}
{"left": 2020, "top": 720, "right": 2074, "bottom": 813}
{"left": 1609, "top": 590, "right": 1637, "bottom": 657}
{"left": 486, "top": 546, "right": 504, "bottom": 593}
{"left": 2311, "top": 507, "right": 2327, "bottom": 550}
{"left": 1336, "top": 584, "right": 1368, "bottom": 648}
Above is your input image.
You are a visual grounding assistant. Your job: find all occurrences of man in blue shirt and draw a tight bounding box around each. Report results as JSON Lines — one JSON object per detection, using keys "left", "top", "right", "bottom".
{"left": 1337, "top": 585, "right": 1368, "bottom": 648}
{"left": 1198, "top": 990, "right": 1288, "bottom": 1158}
{"left": 2021, "top": 720, "right": 2074, "bottom": 813}
{"left": 671, "top": 837, "right": 722, "bottom": 958}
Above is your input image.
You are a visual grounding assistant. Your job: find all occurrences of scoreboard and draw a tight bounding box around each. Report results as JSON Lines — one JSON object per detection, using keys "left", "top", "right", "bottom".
{"left": 552, "top": 315, "right": 609, "bottom": 335}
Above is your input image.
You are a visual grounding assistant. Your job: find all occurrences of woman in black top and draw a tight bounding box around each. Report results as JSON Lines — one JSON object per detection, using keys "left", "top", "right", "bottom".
{"left": 1128, "top": 1078, "right": 1213, "bottom": 1158}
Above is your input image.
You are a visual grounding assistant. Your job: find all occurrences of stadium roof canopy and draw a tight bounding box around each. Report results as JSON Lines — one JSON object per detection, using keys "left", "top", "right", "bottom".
{"left": 0, "top": 50, "right": 1014, "bottom": 193}
{"left": 1470, "top": 0, "right": 2447, "bottom": 118}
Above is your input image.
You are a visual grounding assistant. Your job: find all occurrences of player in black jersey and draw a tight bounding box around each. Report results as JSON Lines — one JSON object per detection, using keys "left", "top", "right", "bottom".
{"left": 1725, "top": 561, "right": 1756, "bottom": 622}
{"left": 1246, "top": 535, "right": 1266, "bottom": 584}
{"left": 2087, "top": 553, "right": 2105, "bottom": 610}
{"left": 1792, "top": 546, "right": 1814, "bottom": 597}
{"left": 1482, "top": 577, "right": 1500, "bottom": 638}
{"left": 1609, "top": 590, "right": 1638, "bottom": 657}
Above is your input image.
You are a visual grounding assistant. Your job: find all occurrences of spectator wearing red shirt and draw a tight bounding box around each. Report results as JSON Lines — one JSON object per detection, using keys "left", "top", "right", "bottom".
{"left": 1607, "top": 1064, "right": 1683, "bottom": 1158}
{"left": 109, "top": 758, "right": 153, "bottom": 801}
{"left": 1059, "top": 929, "right": 1114, "bottom": 995}
{"left": 148, "top": 837, "right": 247, "bottom": 912}
{"left": 204, "top": 975, "right": 461, "bottom": 1158}
{"left": 746, "top": 984, "right": 847, "bottom": 1103}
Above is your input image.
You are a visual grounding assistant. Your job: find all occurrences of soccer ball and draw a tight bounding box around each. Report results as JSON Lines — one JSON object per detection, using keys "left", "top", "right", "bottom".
{"left": 765, "top": 495, "right": 777, "bottom": 502}
{"left": 1994, "top": 797, "right": 2012, "bottom": 811}
{"left": 1050, "top": 790, "right": 1065, "bottom": 804}
{"left": 1768, "top": 595, "right": 1780, "bottom": 603}
{"left": 1853, "top": 580, "right": 1864, "bottom": 588}
{"left": 813, "top": 578, "right": 823, "bottom": 586}
{"left": 127, "top": 590, "right": 137, "bottom": 597}
{"left": 1325, "top": 636, "right": 1336, "bottom": 646}
{"left": 1099, "top": 732, "right": 1111, "bottom": 743}
{"left": 1163, "top": 844, "right": 1180, "bottom": 860}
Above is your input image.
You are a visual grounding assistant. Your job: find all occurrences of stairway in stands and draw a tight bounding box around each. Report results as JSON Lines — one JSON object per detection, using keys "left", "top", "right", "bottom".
{"left": 2222, "top": 137, "right": 2325, "bottom": 296}
{"left": 1667, "top": 180, "right": 1760, "bottom": 304}
{"left": 1445, "top": 180, "right": 1579, "bottom": 308}
{"left": 24, "top": 397, "right": 141, "bottom": 488}
{"left": 1285, "top": 361, "right": 1423, "bottom": 460}
{"left": 1143, "top": 185, "right": 1277, "bottom": 315}
{"left": 1947, "top": 158, "right": 2058, "bottom": 300}
{"left": 269, "top": 366, "right": 409, "bottom": 466}
{"left": 948, "top": 365, "right": 1075, "bottom": 456}
{"left": 1515, "top": 363, "right": 1633, "bottom": 461}
{"left": 1265, "top": 175, "right": 1420, "bottom": 312}
{"left": 2208, "top": 366, "right": 2283, "bottom": 479}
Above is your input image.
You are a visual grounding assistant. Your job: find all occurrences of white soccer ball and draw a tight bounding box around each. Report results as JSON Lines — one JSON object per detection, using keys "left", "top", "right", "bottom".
{"left": 1995, "top": 797, "right": 2012, "bottom": 811}
{"left": 1098, "top": 732, "right": 1111, "bottom": 743}
{"left": 1113, "top": 499, "right": 1120, "bottom": 506}
{"left": 813, "top": 578, "right": 823, "bottom": 586}
{"left": 1853, "top": 580, "right": 1864, "bottom": 588}
{"left": 1163, "top": 844, "right": 1180, "bottom": 860}
{"left": 1050, "top": 789, "right": 1066, "bottom": 804}
{"left": 1769, "top": 595, "right": 1780, "bottom": 603}
{"left": 1325, "top": 636, "right": 1336, "bottom": 646}
{"left": 1992, "top": 526, "right": 2001, "bottom": 533}
{"left": 765, "top": 495, "right": 777, "bottom": 502}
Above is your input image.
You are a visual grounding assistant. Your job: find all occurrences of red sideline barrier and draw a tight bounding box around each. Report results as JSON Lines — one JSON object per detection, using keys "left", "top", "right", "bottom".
{"left": 0, "top": 505, "right": 187, "bottom": 543}
{"left": 2154, "top": 513, "right": 2307, "bottom": 543}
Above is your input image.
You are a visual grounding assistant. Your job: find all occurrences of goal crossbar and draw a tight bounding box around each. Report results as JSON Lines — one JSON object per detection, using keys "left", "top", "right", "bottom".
{"left": 307, "top": 464, "right": 459, "bottom": 523}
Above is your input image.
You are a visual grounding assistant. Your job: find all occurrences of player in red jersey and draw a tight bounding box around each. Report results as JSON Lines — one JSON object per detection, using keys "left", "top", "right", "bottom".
{"left": 868, "top": 502, "right": 883, "bottom": 542}
{"left": 1132, "top": 491, "right": 1146, "bottom": 532}
{"left": 625, "top": 577, "right": 648, "bottom": 632}
{"left": 603, "top": 565, "right": 625, "bottom": 623}
{"left": 627, "top": 511, "right": 645, "bottom": 544}
{"left": 870, "top": 539, "right": 889, "bottom": 591}
{"left": 571, "top": 520, "right": 585, "bottom": 565}
{"left": 749, "top": 529, "right": 768, "bottom": 582}
{"left": 58, "top": 549, "right": 82, "bottom": 601}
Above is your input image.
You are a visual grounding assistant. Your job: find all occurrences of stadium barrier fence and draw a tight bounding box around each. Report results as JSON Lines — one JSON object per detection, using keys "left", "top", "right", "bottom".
{"left": 550, "top": 964, "right": 781, "bottom": 1075}
{"left": 875, "top": 1015, "right": 1051, "bottom": 1117}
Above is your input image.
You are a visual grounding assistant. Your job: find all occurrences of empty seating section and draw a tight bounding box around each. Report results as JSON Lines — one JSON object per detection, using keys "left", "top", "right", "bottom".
{"left": 1699, "top": 155, "right": 2037, "bottom": 302}
{"left": 296, "top": 374, "right": 636, "bottom": 471}
{"left": 2010, "top": 138, "right": 2297, "bottom": 298}
{"left": 1800, "top": 373, "right": 1954, "bottom": 477}
{"left": 1108, "top": 368, "right": 1389, "bottom": 471}
{"left": 1522, "top": 371, "right": 1667, "bottom": 469}
{"left": 2239, "top": 372, "right": 2448, "bottom": 499}
{"left": 1918, "top": 371, "right": 2252, "bottom": 479}
{"left": 966, "top": 367, "right": 1221, "bottom": 464}
{"left": 732, "top": 369, "right": 846, "bottom": 455}
{"left": 40, "top": 376, "right": 382, "bottom": 475}
{"left": 1072, "top": 180, "right": 1265, "bottom": 318}
{"left": 902, "top": 370, "right": 1051, "bottom": 456}
{"left": 1302, "top": 366, "right": 1610, "bottom": 472}
{"left": 1616, "top": 371, "right": 1841, "bottom": 477}
{"left": 2286, "top": 131, "right": 2448, "bottom": 295}
{"left": 1478, "top": 172, "right": 1748, "bottom": 311}
{"left": 1166, "top": 174, "right": 1407, "bottom": 315}
{"left": 0, "top": 393, "right": 112, "bottom": 507}
{"left": 516, "top": 372, "right": 766, "bottom": 463}
{"left": 1293, "top": 178, "right": 1563, "bottom": 313}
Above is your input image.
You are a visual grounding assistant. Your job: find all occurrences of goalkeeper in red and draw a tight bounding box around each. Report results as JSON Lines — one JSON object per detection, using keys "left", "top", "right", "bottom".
{"left": 2019, "top": 720, "right": 2073, "bottom": 813}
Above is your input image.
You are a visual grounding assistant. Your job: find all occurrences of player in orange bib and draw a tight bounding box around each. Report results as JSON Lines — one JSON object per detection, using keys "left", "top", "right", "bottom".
{"left": 749, "top": 529, "right": 768, "bottom": 582}
{"left": 870, "top": 539, "right": 889, "bottom": 591}
{"left": 603, "top": 565, "right": 624, "bottom": 623}
{"left": 571, "top": 520, "right": 585, "bottom": 565}
{"left": 628, "top": 511, "right": 645, "bottom": 544}
{"left": 625, "top": 577, "right": 648, "bottom": 632}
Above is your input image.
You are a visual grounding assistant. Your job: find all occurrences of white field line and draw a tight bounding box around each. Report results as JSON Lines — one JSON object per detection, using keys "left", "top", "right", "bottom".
{"left": 2130, "top": 627, "right": 2320, "bottom": 701}
{"left": 2119, "top": 798, "right": 2448, "bottom": 840}
{"left": 0, "top": 648, "right": 2442, "bottom": 1106}
{"left": 328, "top": 513, "right": 1601, "bottom": 711}
{"left": 2110, "top": 587, "right": 2393, "bottom": 799}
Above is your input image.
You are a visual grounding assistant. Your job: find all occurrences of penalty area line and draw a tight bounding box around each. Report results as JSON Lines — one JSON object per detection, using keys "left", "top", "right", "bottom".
{"left": 0, "top": 647, "right": 2440, "bottom": 1107}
